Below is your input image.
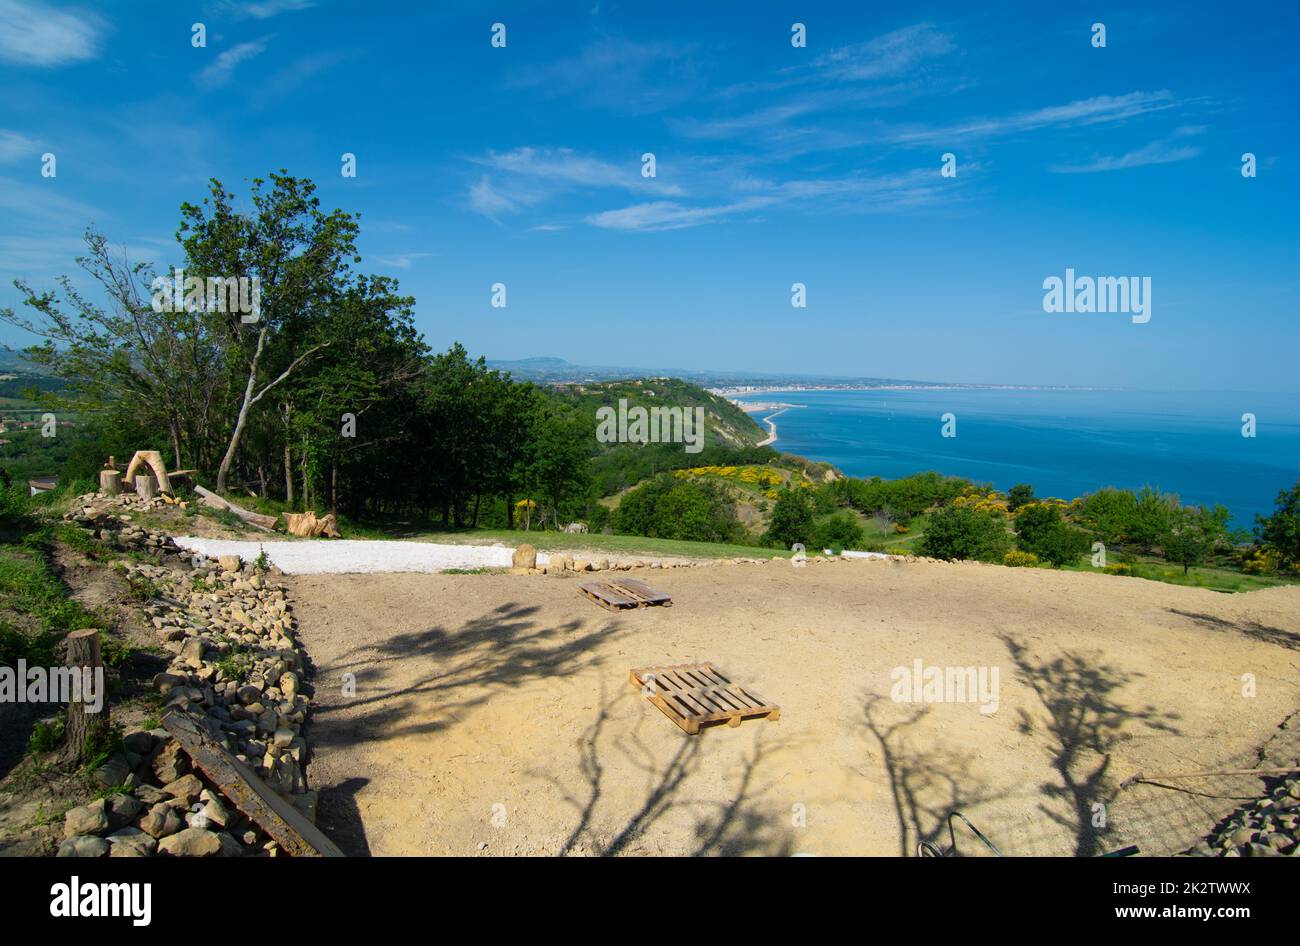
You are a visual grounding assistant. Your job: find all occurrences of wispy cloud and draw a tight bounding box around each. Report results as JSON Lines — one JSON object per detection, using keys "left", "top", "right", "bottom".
{"left": 198, "top": 36, "right": 272, "bottom": 88}
{"left": 812, "top": 23, "right": 955, "bottom": 82}
{"left": 372, "top": 252, "right": 436, "bottom": 269}
{"left": 586, "top": 167, "right": 959, "bottom": 232}
{"left": 467, "top": 147, "right": 683, "bottom": 221}
{"left": 0, "top": 129, "right": 36, "bottom": 163}
{"left": 502, "top": 37, "right": 701, "bottom": 113}
{"left": 881, "top": 91, "right": 1181, "bottom": 147}
{"left": 221, "top": 0, "right": 314, "bottom": 18}
{"left": 1052, "top": 134, "right": 1203, "bottom": 174}
{"left": 0, "top": 0, "right": 105, "bottom": 67}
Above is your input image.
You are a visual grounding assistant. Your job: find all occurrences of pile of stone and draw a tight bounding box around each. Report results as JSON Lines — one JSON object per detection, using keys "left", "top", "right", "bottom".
{"left": 69, "top": 489, "right": 170, "bottom": 515}
{"left": 58, "top": 502, "right": 317, "bottom": 857}
{"left": 1183, "top": 773, "right": 1300, "bottom": 857}
{"left": 507, "top": 543, "right": 858, "bottom": 576}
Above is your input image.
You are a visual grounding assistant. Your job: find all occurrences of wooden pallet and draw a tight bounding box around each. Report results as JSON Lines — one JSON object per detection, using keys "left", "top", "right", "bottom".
{"left": 630, "top": 662, "right": 780, "bottom": 734}
{"left": 578, "top": 578, "right": 673, "bottom": 612}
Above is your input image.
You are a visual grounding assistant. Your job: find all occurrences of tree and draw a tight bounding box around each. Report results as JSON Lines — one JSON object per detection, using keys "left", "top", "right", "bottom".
{"left": 919, "top": 505, "right": 1011, "bottom": 561}
{"left": 766, "top": 486, "right": 816, "bottom": 548}
{"left": 1161, "top": 504, "right": 1230, "bottom": 574}
{"left": 1007, "top": 483, "right": 1035, "bottom": 511}
{"left": 1014, "top": 503, "right": 1089, "bottom": 567}
{"left": 178, "top": 173, "right": 360, "bottom": 492}
{"left": 814, "top": 511, "right": 865, "bottom": 551}
{"left": 1257, "top": 481, "right": 1300, "bottom": 565}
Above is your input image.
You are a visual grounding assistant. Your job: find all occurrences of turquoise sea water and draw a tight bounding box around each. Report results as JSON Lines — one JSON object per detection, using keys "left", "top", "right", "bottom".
{"left": 734, "top": 389, "right": 1300, "bottom": 527}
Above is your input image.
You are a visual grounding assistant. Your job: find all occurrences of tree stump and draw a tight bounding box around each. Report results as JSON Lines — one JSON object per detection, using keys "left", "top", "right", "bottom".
{"left": 99, "top": 469, "right": 121, "bottom": 495}
{"left": 62, "top": 629, "right": 104, "bottom": 763}
{"left": 136, "top": 474, "right": 157, "bottom": 501}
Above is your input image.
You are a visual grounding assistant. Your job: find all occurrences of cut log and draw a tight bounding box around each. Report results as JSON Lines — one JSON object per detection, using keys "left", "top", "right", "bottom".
{"left": 193, "top": 485, "right": 279, "bottom": 531}
{"left": 135, "top": 474, "right": 157, "bottom": 501}
{"left": 163, "top": 710, "right": 344, "bottom": 857}
{"left": 62, "top": 629, "right": 103, "bottom": 763}
{"left": 98, "top": 469, "right": 121, "bottom": 495}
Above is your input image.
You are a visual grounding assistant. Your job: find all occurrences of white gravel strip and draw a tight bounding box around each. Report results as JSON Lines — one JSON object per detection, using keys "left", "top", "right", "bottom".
{"left": 840, "top": 550, "right": 890, "bottom": 560}
{"left": 171, "top": 537, "right": 550, "bottom": 575}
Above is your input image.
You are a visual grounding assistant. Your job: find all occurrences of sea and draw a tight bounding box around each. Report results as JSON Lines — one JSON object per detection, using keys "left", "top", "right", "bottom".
{"left": 732, "top": 388, "right": 1300, "bottom": 528}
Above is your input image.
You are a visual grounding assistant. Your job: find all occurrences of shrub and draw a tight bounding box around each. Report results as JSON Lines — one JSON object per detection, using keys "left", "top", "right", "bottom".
{"left": 813, "top": 512, "right": 865, "bottom": 551}
{"left": 918, "top": 506, "right": 1011, "bottom": 561}
{"left": 765, "top": 486, "right": 816, "bottom": 548}
{"left": 614, "top": 474, "right": 745, "bottom": 544}
{"left": 1002, "top": 550, "right": 1039, "bottom": 567}
{"left": 1103, "top": 562, "right": 1135, "bottom": 576}
{"left": 1007, "top": 483, "right": 1035, "bottom": 512}
{"left": 1014, "top": 503, "right": 1090, "bottom": 567}
{"left": 1256, "top": 480, "right": 1300, "bottom": 565}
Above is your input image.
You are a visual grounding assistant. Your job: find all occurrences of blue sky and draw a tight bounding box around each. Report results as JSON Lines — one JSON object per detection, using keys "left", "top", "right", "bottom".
{"left": 1, "top": 0, "right": 1297, "bottom": 391}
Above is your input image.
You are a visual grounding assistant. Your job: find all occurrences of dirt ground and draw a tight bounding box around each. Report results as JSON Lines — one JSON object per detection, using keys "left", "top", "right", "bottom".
{"left": 289, "top": 558, "right": 1300, "bottom": 857}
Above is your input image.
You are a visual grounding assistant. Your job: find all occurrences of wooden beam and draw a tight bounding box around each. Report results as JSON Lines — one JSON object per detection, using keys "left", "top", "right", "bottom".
{"left": 162, "top": 709, "right": 344, "bottom": 857}
{"left": 193, "top": 485, "right": 279, "bottom": 531}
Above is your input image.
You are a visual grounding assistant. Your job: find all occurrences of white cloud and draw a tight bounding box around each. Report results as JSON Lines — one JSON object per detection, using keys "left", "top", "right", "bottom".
{"left": 883, "top": 91, "right": 1181, "bottom": 146}
{"left": 0, "top": 0, "right": 104, "bottom": 67}
{"left": 223, "top": 0, "right": 314, "bottom": 18}
{"left": 198, "top": 37, "right": 272, "bottom": 88}
{"left": 813, "top": 23, "right": 955, "bottom": 82}
{"left": 1052, "top": 139, "right": 1202, "bottom": 174}
{"left": 0, "top": 129, "right": 36, "bottom": 163}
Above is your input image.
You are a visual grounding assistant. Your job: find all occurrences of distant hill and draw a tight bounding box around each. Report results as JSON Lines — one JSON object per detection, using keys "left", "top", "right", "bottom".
{"left": 487, "top": 355, "right": 943, "bottom": 389}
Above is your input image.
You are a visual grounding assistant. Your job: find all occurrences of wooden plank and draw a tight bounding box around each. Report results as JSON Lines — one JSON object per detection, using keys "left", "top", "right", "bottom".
{"left": 193, "top": 485, "right": 279, "bottom": 532}
{"left": 607, "top": 578, "right": 672, "bottom": 605}
{"left": 162, "top": 709, "right": 344, "bottom": 857}
{"left": 630, "top": 662, "right": 780, "bottom": 734}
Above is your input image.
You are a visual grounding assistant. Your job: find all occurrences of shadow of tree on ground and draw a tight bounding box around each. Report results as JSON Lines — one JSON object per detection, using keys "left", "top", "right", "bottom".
{"left": 861, "top": 693, "right": 1003, "bottom": 856}
{"left": 308, "top": 602, "right": 619, "bottom": 749}
{"left": 546, "top": 691, "right": 794, "bottom": 857}
{"left": 1168, "top": 608, "right": 1300, "bottom": 652}
{"left": 1001, "top": 633, "right": 1180, "bottom": 856}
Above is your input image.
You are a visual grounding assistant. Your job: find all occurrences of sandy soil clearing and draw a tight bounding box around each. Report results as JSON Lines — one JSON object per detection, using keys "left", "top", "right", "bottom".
{"left": 289, "top": 558, "right": 1300, "bottom": 857}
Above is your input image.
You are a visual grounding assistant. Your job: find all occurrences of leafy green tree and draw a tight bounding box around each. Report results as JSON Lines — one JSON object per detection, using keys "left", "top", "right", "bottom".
{"left": 766, "top": 486, "right": 815, "bottom": 548}
{"left": 1257, "top": 481, "right": 1300, "bottom": 565}
{"left": 1007, "top": 483, "right": 1035, "bottom": 511}
{"left": 1014, "top": 503, "right": 1089, "bottom": 567}
{"left": 1161, "top": 504, "right": 1230, "bottom": 574}
{"left": 814, "top": 512, "right": 865, "bottom": 551}
{"left": 918, "top": 506, "right": 1011, "bottom": 561}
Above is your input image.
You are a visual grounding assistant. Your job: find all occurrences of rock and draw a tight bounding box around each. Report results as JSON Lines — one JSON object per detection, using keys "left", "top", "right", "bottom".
{"left": 58, "top": 835, "right": 109, "bottom": 858}
{"left": 123, "top": 730, "right": 155, "bottom": 755}
{"left": 157, "top": 827, "right": 223, "bottom": 857}
{"left": 64, "top": 799, "right": 109, "bottom": 839}
{"left": 133, "top": 784, "right": 168, "bottom": 805}
{"left": 152, "top": 740, "right": 190, "bottom": 783}
{"left": 218, "top": 555, "right": 243, "bottom": 573}
{"left": 162, "top": 773, "right": 204, "bottom": 804}
{"left": 512, "top": 544, "right": 537, "bottom": 569}
{"left": 573, "top": 559, "right": 591, "bottom": 572}
{"left": 138, "top": 802, "right": 183, "bottom": 839}
{"left": 279, "top": 672, "right": 299, "bottom": 699}
{"left": 107, "top": 827, "right": 157, "bottom": 857}
{"left": 179, "top": 637, "right": 206, "bottom": 667}
{"left": 106, "top": 793, "right": 143, "bottom": 829}
{"left": 93, "top": 752, "right": 133, "bottom": 789}
{"left": 216, "top": 831, "right": 243, "bottom": 857}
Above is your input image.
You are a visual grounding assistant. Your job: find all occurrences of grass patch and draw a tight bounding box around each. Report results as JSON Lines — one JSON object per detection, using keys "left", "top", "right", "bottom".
{"left": 398, "top": 527, "right": 790, "bottom": 560}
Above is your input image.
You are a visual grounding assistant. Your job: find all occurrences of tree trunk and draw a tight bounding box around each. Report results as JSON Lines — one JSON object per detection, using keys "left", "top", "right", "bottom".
{"left": 330, "top": 462, "right": 338, "bottom": 515}
{"left": 217, "top": 327, "right": 268, "bottom": 493}
{"left": 471, "top": 493, "right": 481, "bottom": 527}
{"left": 284, "top": 442, "right": 294, "bottom": 506}
{"left": 62, "top": 629, "right": 103, "bottom": 764}
{"left": 506, "top": 493, "right": 514, "bottom": 530}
